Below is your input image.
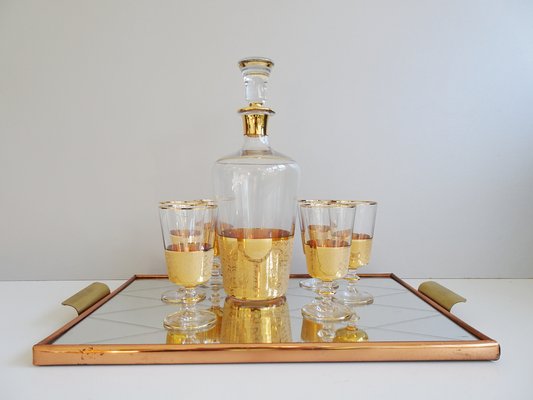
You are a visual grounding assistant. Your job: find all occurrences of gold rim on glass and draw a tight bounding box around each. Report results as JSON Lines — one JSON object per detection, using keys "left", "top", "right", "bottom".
{"left": 298, "top": 199, "right": 357, "bottom": 208}
{"left": 352, "top": 200, "right": 377, "bottom": 206}
{"left": 159, "top": 200, "right": 217, "bottom": 210}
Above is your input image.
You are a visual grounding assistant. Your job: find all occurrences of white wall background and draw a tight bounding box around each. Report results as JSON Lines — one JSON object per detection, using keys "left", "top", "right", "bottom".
{"left": 1, "top": 0, "right": 532, "bottom": 280}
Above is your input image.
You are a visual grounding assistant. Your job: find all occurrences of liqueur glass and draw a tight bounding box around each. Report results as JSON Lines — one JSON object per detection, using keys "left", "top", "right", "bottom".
{"left": 161, "top": 200, "right": 222, "bottom": 300}
{"left": 336, "top": 201, "right": 378, "bottom": 305}
{"left": 298, "top": 200, "right": 356, "bottom": 322}
{"left": 159, "top": 200, "right": 217, "bottom": 331}
{"left": 160, "top": 200, "right": 218, "bottom": 302}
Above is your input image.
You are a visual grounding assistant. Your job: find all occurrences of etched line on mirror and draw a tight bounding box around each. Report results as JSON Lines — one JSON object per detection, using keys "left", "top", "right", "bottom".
{"left": 85, "top": 328, "right": 164, "bottom": 345}
{"left": 89, "top": 314, "right": 171, "bottom": 331}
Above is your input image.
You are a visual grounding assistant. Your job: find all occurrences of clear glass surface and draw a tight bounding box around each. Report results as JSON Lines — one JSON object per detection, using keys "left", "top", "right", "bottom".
{"left": 213, "top": 136, "right": 300, "bottom": 239}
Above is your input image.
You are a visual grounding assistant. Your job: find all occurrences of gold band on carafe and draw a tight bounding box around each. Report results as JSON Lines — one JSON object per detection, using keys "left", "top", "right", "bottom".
{"left": 239, "top": 104, "right": 274, "bottom": 137}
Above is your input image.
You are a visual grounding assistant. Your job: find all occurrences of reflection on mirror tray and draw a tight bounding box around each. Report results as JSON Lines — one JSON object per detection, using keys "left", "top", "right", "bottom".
{"left": 301, "top": 310, "right": 369, "bottom": 343}
{"left": 166, "top": 305, "right": 223, "bottom": 345}
{"left": 221, "top": 296, "right": 291, "bottom": 344}
{"left": 53, "top": 276, "right": 479, "bottom": 346}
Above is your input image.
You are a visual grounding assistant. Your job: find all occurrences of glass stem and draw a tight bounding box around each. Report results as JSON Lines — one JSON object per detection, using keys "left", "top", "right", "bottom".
{"left": 345, "top": 268, "right": 361, "bottom": 293}
{"left": 183, "top": 287, "right": 198, "bottom": 320}
{"left": 210, "top": 285, "right": 221, "bottom": 306}
{"left": 317, "top": 281, "right": 336, "bottom": 312}
{"left": 212, "top": 257, "right": 221, "bottom": 277}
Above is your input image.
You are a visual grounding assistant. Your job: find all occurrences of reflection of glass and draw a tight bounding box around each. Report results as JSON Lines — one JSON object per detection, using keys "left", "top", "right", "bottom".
{"left": 301, "top": 317, "right": 341, "bottom": 342}
{"left": 166, "top": 330, "right": 201, "bottom": 344}
{"left": 301, "top": 317, "right": 324, "bottom": 342}
{"left": 298, "top": 200, "right": 355, "bottom": 322}
{"left": 213, "top": 57, "right": 300, "bottom": 302}
{"left": 166, "top": 306, "right": 222, "bottom": 344}
{"left": 159, "top": 200, "right": 217, "bottom": 331}
{"left": 334, "top": 325, "right": 368, "bottom": 343}
{"left": 334, "top": 309, "right": 368, "bottom": 342}
{"left": 220, "top": 296, "right": 291, "bottom": 343}
{"left": 336, "top": 201, "right": 377, "bottom": 305}
{"left": 207, "top": 283, "right": 224, "bottom": 342}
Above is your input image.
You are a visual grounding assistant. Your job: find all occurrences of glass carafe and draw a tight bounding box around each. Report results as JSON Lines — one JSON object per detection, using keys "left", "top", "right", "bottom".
{"left": 213, "top": 57, "right": 300, "bottom": 301}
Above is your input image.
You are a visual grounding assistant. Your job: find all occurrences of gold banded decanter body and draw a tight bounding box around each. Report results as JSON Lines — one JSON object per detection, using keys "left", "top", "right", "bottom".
{"left": 213, "top": 58, "right": 300, "bottom": 301}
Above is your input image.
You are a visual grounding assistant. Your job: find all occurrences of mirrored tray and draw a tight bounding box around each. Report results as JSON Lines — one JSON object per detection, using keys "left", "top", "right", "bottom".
{"left": 33, "top": 274, "right": 500, "bottom": 365}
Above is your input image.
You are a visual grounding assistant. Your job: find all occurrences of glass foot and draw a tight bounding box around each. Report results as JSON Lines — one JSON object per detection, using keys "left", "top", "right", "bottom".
{"left": 164, "top": 309, "right": 216, "bottom": 331}
{"left": 335, "top": 288, "right": 374, "bottom": 305}
{"left": 161, "top": 289, "right": 205, "bottom": 304}
{"left": 299, "top": 278, "right": 339, "bottom": 291}
{"left": 301, "top": 301, "right": 352, "bottom": 323}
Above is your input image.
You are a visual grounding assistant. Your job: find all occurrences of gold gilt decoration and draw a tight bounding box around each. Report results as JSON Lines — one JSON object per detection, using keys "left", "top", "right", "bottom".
{"left": 221, "top": 296, "right": 291, "bottom": 343}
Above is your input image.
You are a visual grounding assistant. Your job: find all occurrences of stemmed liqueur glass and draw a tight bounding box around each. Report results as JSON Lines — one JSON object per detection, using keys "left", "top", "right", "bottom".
{"left": 159, "top": 200, "right": 217, "bottom": 331}
{"left": 336, "top": 200, "right": 377, "bottom": 305}
{"left": 160, "top": 200, "right": 222, "bottom": 301}
{"left": 298, "top": 200, "right": 356, "bottom": 323}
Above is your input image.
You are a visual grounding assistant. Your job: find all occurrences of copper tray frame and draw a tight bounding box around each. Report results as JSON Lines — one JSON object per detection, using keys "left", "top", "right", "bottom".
{"left": 33, "top": 274, "right": 500, "bottom": 365}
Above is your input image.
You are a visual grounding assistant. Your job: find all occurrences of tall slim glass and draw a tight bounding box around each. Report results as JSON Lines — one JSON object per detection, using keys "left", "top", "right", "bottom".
{"left": 298, "top": 200, "right": 356, "bottom": 322}
{"left": 159, "top": 200, "right": 217, "bottom": 331}
{"left": 336, "top": 200, "right": 378, "bottom": 305}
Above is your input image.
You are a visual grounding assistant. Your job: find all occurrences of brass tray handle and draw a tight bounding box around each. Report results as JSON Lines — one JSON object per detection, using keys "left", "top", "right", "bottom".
{"left": 61, "top": 282, "right": 110, "bottom": 315}
{"left": 418, "top": 281, "right": 466, "bottom": 312}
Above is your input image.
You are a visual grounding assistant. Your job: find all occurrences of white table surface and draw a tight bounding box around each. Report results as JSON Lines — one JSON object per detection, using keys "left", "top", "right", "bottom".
{"left": 2, "top": 278, "right": 532, "bottom": 400}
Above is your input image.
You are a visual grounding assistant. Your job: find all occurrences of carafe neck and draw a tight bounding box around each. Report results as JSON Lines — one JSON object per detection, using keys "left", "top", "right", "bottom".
{"left": 240, "top": 135, "right": 272, "bottom": 156}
